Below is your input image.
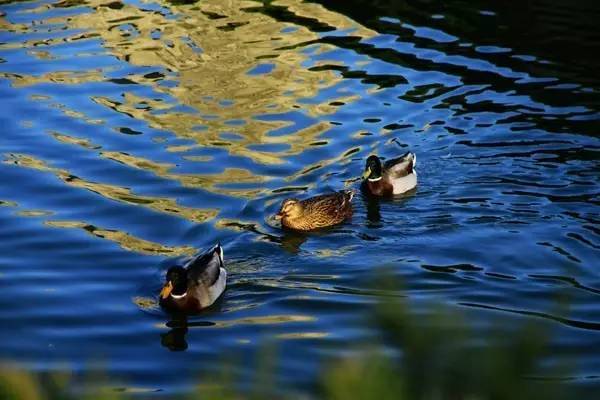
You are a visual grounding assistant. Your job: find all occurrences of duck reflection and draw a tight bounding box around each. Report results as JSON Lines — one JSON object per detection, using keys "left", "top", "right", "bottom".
{"left": 360, "top": 182, "right": 382, "bottom": 226}
{"left": 161, "top": 315, "right": 189, "bottom": 351}
{"left": 360, "top": 180, "right": 417, "bottom": 227}
{"left": 278, "top": 230, "right": 309, "bottom": 254}
{"left": 160, "top": 300, "right": 225, "bottom": 351}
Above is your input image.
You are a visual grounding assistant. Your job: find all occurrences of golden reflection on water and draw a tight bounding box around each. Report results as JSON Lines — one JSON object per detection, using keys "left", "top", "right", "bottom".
{"left": 4, "top": 0, "right": 373, "bottom": 165}
{"left": 275, "top": 331, "right": 328, "bottom": 339}
{"left": 50, "top": 128, "right": 269, "bottom": 198}
{"left": 314, "top": 245, "right": 360, "bottom": 258}
{"left": 16, "top": 209, "right": 54, "bottom": 217}
{"left": 102, "top": 150, "right": 268, "bottom": 198}
{"left": 0, "top": 200, "right": 18, "bottom": 207}
{"left": 51, "top": 132, "right": 99, "bottom": 150}
{"left": 1, "top": 198, "right": 195, "bottom": 256}
{"left": 154, "top": 314, "right": 315, "bottom": 330}
{"left": 57, "top": 0, "right": 365, "bottom": 165}
{"left": 5, "top": 70, "right": 106, "bottom": 87}
{"left": 45, "top": 220, "right": 196, "bottom": 256}
{"left": 5, "top": 153, "right": 219, "bottom": 223}
{"left": 1, "top": 0, "right": 375, "bottom": 251}
{"left": 133, "top": 296, "right": 159, "bottom": 310}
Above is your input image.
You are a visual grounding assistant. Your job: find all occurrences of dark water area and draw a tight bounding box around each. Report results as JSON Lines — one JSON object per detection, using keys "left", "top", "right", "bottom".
{"left": 0, "top": 0, "right": 599, "bottom": 396}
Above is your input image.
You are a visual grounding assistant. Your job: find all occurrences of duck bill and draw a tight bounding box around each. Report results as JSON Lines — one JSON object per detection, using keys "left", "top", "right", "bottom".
{"left": 160, "top": 281, "right": 173, "bottom": 299}
{"left": 362, "top": 167, "right": 371, "bottom": 180}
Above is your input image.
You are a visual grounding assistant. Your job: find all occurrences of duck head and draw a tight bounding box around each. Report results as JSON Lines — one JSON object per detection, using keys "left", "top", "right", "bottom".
{"left": 363, "top": 155, "right": 383, "bottom": 181}
{"left": 275, "top": 198, "right": 302, "bottom": 220}
{"left": 160, "top": 266, "right": 187, "bottom": 299}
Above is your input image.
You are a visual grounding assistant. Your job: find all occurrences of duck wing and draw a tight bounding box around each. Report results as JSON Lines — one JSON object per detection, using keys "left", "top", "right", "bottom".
{"left": 384, "top": 152, "right": 415, "bottom": 179}
{"left": 305, "top": 190, "right": 353, "bottom": 212}
{"left": 185, "top": 244, "right": 224, "bottom": 287}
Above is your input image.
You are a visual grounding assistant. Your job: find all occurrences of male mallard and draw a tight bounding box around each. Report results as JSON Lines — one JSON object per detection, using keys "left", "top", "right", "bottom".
{"left": 362, "top": 152, "right": 417, "bottom": 196}
{"left": 159, "top": 244, "right": 226, "bottom": 313}
{"left": 275, "top": 190, "right": 354, "bottom": 231}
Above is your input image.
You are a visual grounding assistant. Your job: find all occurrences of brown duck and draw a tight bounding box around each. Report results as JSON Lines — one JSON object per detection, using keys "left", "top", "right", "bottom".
{"left": 159, "top": 244, "right": 226, "bottom": 313}
{"left": 275, "top": 190, "right": 354, "bottom": 231}
{"left": 362, "top": 152, "right": 417, "bottom": 196}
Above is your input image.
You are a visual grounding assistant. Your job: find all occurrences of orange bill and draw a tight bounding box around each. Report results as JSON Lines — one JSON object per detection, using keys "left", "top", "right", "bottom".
{"left": 362, "top": 167, "right": 371, "bottom": 179}
{"left": 160, "top": 281, "right": 173, "bottom": 299}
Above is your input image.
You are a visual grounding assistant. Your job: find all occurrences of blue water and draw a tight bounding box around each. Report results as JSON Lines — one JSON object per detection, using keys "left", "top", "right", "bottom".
{"left": 0, "top": 0, "right": 599, "bottom": 396}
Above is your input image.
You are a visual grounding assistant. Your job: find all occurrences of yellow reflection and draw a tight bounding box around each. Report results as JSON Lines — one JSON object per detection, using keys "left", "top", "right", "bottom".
{"left": 2, "top": 0, "right": 374, "bottom": 171}
{"left": 16, "top": 210, "right": 54, "bottom": 217}
{"left": 45, "top": 220, "right": 195, "bottom": 256}
{"left": 275, "top": 332, "right": 328, "bottom": 339}
{"left": 213, "top": 314, "right": 314, "bottom": 327}
{"left": 48, "top": 129, "right": 267, "bottom": 200}
{"left": 5, "top": 153, "right": 218, "bottom": 223}
{"left": 102, "top": 150, "right": 268, "bottom": 198}
{"left": 315, "top": 245, "right": 359, "bottom": 258}
{"left": 133, "top": 296, "right": 159, "bottom": 310}
{"left": 51, "top": 131, "right": 98, "bottom": 149}
{"left": 155, "top": 314, "right": 314, "bottom": 329}
{"left": 0, "top": 0, "right": 381, "bottom": 234}
{"left": 2, "top": 195, "right": 194, "bottom": 256}
{"left": 5, "top": 70, "right": 106, "bottom": 87}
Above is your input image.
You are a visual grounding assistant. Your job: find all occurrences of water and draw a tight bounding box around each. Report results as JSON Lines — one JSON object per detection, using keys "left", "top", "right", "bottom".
{"left": 1, "top": 0, "right": 599, "bottom": 396}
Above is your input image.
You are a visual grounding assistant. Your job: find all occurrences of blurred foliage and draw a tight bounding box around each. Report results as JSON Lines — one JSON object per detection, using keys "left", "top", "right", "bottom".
{"left": 323, "top": 295, "right": 565, "bottom": 400}
{"left": 1, "top": 291, "right": 568, "bottom": 400}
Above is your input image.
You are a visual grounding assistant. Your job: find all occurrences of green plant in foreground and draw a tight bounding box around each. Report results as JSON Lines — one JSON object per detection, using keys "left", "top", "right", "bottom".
{"left": 322, "top": 295, "right": 566, "bottom": 400}
{"left": 1, "top": 296, "right": 569, "bottom": 400}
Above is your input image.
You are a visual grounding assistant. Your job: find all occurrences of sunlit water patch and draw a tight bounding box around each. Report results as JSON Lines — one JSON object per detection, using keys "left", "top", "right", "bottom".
{"left": 1, "top": 0, "right": 599, "bottom": 396}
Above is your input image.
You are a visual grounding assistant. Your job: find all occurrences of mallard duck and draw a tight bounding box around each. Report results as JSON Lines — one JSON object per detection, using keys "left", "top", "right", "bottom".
{"left": 159, "top": 243, "right": 226, "bottom": 313}
{"left": 275, "top": 190, "right": 354, "bottom": 231}
{"left": 362, "top": 152, "right": 417, "bottom": 196}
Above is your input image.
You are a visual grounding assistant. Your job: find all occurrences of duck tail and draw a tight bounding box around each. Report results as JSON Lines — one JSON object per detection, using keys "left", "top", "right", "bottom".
{"left": 214, "top": 242, "right": 224, "bottom": 264}
{"left": 343, "top": 189, "right": 355, "bottom": 202}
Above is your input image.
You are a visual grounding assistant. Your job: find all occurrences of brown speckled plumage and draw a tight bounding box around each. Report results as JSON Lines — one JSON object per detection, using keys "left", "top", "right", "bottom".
{"left": 277, "top": 190, "right": 354, "bottom": 231}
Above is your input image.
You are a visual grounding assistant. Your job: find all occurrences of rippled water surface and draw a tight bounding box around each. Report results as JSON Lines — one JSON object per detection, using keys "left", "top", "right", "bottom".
{"left": 1, "top": 0, "right": 599, "bottom": 396}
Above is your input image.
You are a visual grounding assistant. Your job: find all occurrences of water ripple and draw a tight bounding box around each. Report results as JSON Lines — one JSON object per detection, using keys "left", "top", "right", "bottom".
{"left": 0, "top": 0, "right": 599, "bottom": 395}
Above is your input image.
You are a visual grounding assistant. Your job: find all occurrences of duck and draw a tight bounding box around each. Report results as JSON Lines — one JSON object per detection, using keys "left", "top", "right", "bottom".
{"left": 275, "top": 190, "right": 354, "bottom": 231}
{"left": 362, "top": 152, "right": 417, "bottom": 196}
{"left": 159, "top": 243, "right": 227, "bottom": 313}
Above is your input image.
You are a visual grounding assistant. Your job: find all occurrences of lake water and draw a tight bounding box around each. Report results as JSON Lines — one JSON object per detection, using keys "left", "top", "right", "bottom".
{"left": 1, "top": 0, "right": 599, "bottom": 396}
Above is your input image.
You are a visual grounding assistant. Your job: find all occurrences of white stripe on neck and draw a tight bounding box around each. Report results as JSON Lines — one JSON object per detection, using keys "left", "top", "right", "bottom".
{"left": 368, "top": 177, "right": 382, "bottom": 182}
{"left": 170, "top": 292, "right": 187, "bottom": 299}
